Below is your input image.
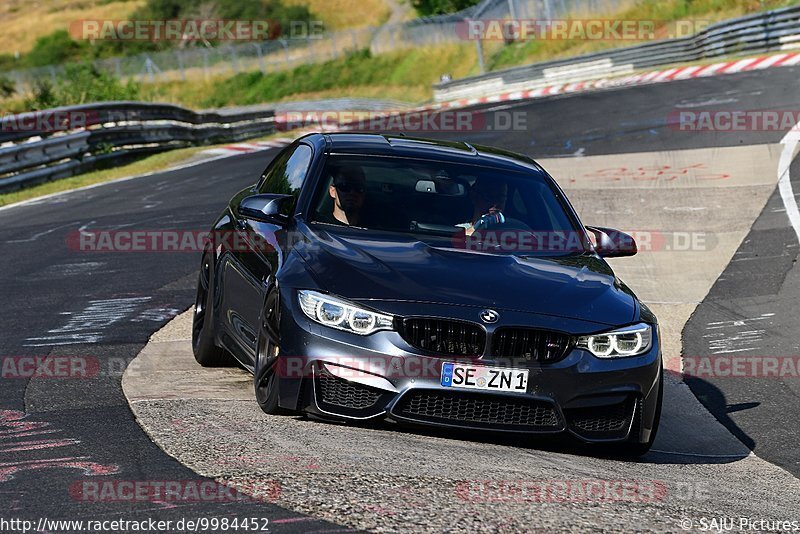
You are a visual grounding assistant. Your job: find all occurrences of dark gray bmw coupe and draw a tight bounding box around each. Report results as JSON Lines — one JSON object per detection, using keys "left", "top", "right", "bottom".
{"left": 192, "top": 132, "right": 662, "bottom": 455}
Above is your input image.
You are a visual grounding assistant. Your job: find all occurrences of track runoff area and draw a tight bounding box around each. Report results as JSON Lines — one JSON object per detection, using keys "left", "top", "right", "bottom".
{"left": 1, "top": 65, "right": 799, "bottom": 532}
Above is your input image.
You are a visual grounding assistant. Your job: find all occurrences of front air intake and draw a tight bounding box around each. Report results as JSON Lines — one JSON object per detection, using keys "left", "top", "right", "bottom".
{"left": 400, "top": 318, "right": 486, "bottom": 357}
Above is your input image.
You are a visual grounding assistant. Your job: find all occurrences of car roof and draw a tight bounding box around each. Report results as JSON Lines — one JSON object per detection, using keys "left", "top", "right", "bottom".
{"left": 300, "top": 132, "right": 546, "bottom": 175}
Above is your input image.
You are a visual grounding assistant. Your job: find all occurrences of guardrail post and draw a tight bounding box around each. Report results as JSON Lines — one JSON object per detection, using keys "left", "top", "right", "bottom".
{"left": 469, "top": 17, "right": 486, "bottom": 74}
{"left": 143, "top": 56, "right": 156, "bottom": 82}
{"left": 543, "top": 0, "right": 552, "bottom": 20}
{"left": 508, "top": 0, "right": 518, "bottom": 20}
{"left": 11, "top": 71, "right": 23, "bottom": 93}
{"left": 308, "top": 37, "right": 315, "bottom": 63}
{"left": 476, "top": 37, "right": 486, "bottom": 74}
{"left": 175, "top": 51, "right": 186, "bottom": 81}
{"left": 280, "top": 39, "right": 290, "bottom": 68}
{"left": 231, "top": 46, "right": 241, "bottom": 73}
{"left": 254, "top": 43, "right": 266, "bottom": 73}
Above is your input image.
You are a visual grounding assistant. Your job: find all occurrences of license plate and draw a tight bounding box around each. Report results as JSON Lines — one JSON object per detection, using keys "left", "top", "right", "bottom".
{"left": 441, "top": 363, "right": 528, "bottom": 393}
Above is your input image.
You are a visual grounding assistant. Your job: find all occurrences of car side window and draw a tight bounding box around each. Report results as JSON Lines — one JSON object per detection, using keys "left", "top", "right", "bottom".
{"left": 258, "top": 144, "right": 313, "bottom": 215}
{"left": 511, "top": 188, "right": 527, "bottom": 215}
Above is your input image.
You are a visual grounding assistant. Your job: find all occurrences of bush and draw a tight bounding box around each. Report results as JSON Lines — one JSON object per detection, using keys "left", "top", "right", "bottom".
{"left": 25, "top": 63, "right": 141, "bottom": 108}
{"left": 25, "top": 30, "right": 89, "bottom": 67}
{"left": 411, "top": 0, "right": 480, "bottom": 16}
{"left": 0, "top": 53, "right": 19, "bottom": 72}
{"left": 133, "top": 0, "right": 313, "bottom": 41}
{"left": 0, "top": 74, "right": 16, "bottom": 98}
{"left": 54, "top": 63, "right": 141, "bottom": 105}
{"left": 15, "top": 0, "right": 315, "bottom": 67}
{"left": 24, "top": 79, "right": 58, "bottom": 110}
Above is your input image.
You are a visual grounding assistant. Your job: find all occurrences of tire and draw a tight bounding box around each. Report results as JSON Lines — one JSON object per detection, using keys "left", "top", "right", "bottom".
{"left": 615, "top": 368, "right": 663, "bottom": 457}
{"left": 254, "top": 289, "right": 292, "bottom": 415}
{"left": 192, "top": 251, "right": 234, "bottom": 367}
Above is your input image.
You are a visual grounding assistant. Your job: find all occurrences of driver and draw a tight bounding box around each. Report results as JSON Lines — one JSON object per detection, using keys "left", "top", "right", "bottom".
{"left": 459, "top": 177, "right": 508, "bottom": 236}
{"left": 329, "top": 165, "right": 367, "bottom": 226}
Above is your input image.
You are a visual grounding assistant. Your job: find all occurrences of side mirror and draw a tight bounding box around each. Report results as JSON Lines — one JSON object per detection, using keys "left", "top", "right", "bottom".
{"left": 238, "top": 194, "right": 293, "bottom": 224}
{"left": 585, "top": 226, "right": 637, "bottom": 258}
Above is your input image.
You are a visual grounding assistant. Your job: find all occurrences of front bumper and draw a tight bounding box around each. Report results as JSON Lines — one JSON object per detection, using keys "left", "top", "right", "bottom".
{"left": 276, "top": 297, "right": 661, "bottom": 444}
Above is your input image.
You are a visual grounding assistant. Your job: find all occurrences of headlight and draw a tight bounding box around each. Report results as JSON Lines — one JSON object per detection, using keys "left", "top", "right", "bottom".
{"left": 576, "top": 323, "right": 653, "bottom": 358}
{"left": 298, "top": 290, "right": 393, "bottom": 335}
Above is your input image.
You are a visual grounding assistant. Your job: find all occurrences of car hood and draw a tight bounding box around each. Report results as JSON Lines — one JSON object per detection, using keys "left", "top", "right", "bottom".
{"left": 295, "top": 225, "right": 637, "bottom": 326}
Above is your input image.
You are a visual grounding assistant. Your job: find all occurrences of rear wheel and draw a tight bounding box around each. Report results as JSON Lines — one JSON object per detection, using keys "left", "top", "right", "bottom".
{"left": 254, "top": 290, "right": 292, "bottom": 415}
{"left": 192, "top": 252, "right": 233, "bottom": 367}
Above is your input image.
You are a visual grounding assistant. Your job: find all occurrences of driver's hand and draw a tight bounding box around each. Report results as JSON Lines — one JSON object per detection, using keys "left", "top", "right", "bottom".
{"left": 472, "top": 209, "right": 505, "bottom": 231}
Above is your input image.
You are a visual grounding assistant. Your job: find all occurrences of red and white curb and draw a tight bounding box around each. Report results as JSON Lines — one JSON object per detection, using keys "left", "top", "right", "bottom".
{"left": 202, "top": 50, "right": 800, "bottom": 154}
{"left": 202, "top": 138, "right": 295, "bottom": 157}
{"left": 428, "top": 51, "right": 800, "bottom": 110}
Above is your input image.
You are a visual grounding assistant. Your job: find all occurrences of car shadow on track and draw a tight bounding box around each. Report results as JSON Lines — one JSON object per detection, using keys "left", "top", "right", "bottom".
{"left": 301, "top": 373, "right": 754, "bottom": 466}
{"left": 648, "top": 373, "right": 754, "bottom": 464}
{"left": 682, "top": 376, "right": 757, "bottom": 452}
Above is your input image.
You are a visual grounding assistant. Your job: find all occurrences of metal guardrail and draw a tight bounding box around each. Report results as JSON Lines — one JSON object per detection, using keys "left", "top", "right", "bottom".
{"left": 3, "top": 0, "right": 633, "bottom": 87}
{"left": 433, "top": 5, "right": 800, "bottom": 101}
{"left": 5, "top": 6, "right": 796, "bottom": 192}
{"left": 0, "top": 102, "right": 276, "bottom": 192}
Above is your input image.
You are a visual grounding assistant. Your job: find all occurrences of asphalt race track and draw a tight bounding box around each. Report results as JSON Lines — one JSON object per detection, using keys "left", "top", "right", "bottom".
{"left": 1, "top": 66, "right": 799, "bottom": 531}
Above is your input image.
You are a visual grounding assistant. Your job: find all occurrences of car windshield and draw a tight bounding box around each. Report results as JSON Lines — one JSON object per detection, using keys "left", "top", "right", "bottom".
{"left": 308, "top": 155, "right": 588, "bottom": 256}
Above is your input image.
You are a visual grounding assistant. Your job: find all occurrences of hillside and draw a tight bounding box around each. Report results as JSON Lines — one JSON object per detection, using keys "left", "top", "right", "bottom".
{"left": 0, "top": 0, "right": 391, "bottom": 59}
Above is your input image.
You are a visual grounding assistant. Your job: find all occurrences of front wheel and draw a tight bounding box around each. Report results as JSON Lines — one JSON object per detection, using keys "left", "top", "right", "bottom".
{"left": 254, "top": 290, "right": 292, "bottom": 415}
{"left": 192, "top": 252, "right": 233, "bottom": 367}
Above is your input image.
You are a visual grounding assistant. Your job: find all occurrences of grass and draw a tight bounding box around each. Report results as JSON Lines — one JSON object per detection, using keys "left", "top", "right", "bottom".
{"left": 2, "top": 0, "right": 797, "bottom": 202}
{"left": 284, "top": 0, "right": 392, "bottom": 30}
{"left": 0, "top": 0, "right": 390, "bottom": 58}
{"left": 0, "top": 0, "right": 145, "bottom": 56}
{"left": 145, "top": 80, "right": 433, "bottom": 107}
{"left": 144, "top": 45, "right": 479, "bottom": 108}
{"left": 489, "top": 0, "right": 800, "bottom": 70}
{"left": 1, "top": 41, "right": 784, "bottom": 209}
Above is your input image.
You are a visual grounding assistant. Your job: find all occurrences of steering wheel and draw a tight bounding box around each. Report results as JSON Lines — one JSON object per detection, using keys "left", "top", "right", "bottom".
{"left": 472, "top": 209, "right": 506, "bottom": 231}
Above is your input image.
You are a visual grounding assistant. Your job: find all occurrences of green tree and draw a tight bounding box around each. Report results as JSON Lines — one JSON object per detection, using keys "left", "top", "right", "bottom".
{"left": 25, "top": 30, "right": 89, "bottom": 67}
{"left": 25, "top": 63, "right": 141, "bottom": 108}
{"left": 53, "top": 62, "right": 141, "bottom": 105}
{"left": 0, "top": 74, "right": 16, "bottom": 99}
{"left": 411, "top": 0, "right": 480, "bottom": 16}
{"left": 133, "top": 0, "right": 313, "bottom": 39}
{"left": 24, "top": 79, "right": 57, "bottom": 110}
